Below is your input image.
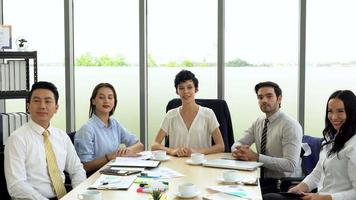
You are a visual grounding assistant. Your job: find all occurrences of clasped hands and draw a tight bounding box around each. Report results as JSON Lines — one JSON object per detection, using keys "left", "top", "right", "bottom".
{"left": 231, "top": 145, "right": 259, "bottom": 161}
{"left": 170, "top": 147, "right": 193, "bottom": 157}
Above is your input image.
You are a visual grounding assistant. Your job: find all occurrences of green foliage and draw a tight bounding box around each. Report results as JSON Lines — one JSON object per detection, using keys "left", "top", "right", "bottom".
{"left": 148, "top": 54, "right": 158, "bottom": 67}
{"left": 226, "top": 58, "right": 251, "bottom": 67}
{"left": 151, "top": 189, "right": 163, "bottom": 200}
{"left": 165, "top": 61, "right": 178, "bottom": 67}
{"left": 181, "top": 59, "right": 194, "bottom": 67}
{"left": 75, "top": 53, "right": 96, "bottom": 66}
{"left": 75, "top": 53, "right": 129, "bottom": 67}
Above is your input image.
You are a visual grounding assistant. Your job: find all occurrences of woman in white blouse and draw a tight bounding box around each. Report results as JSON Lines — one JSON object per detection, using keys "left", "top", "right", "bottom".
{"left": 151, "top": 70, "right": 225, "bottom": 157}
{"left": 264, "top": 90, "right": 356, "bottom": 200}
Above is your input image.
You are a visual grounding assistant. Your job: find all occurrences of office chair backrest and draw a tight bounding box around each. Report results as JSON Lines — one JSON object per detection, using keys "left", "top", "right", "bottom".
{"left": 165, "top": 98, "right": 234, "bottom": 152}
{"left": 301, "top": 135, "right": 323, "bottom": 175}
{"left": 64, "top": 131, "right": 76, "bottom": 192}
{"left": 280, "top": 134, "right": 323, "bottom": 192}
{"left": 1, "top": 151, "right": 11, "bottom": 199}
{"left": 68, "top": 131, "right": 76, "bottom": 144}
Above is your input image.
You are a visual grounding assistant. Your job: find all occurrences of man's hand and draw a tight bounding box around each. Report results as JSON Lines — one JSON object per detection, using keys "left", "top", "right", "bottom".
{"left": 301, "top": 193, "right": 332, "bottom": 200}
{"left": 288, "top": 182, "right": 309, "bottom": 194}
{"left": 231, "top": 145, "right": 258, "bottom": 161}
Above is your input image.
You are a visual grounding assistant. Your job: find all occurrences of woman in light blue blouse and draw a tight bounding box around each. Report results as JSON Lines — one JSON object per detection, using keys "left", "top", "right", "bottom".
{"left": 74, "top": 83, "right": 144, "bottom": 173}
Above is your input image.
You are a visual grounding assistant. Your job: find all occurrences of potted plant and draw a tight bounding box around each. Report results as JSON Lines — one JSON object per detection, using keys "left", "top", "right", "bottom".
{"left": 151, "top": 189, "right": 163, "bottom": 200}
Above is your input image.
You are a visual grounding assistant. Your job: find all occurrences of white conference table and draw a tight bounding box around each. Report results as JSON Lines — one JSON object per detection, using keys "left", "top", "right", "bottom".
{"left": 61, "top": 153, "right": 262, "bottom": 200}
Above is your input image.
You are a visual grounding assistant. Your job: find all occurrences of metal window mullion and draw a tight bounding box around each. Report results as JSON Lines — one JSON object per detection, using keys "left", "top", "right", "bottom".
{"left": 64, "top": 0, "right": 76, "bottom": 133}
{"left": 298, "top": 0, "right": 307, "bottom": 131}
{"left": 139, "top": 0, "right": 148, "bottom": 149}
{"left": 217, "top": 0, "right": 225, "bottom": 100}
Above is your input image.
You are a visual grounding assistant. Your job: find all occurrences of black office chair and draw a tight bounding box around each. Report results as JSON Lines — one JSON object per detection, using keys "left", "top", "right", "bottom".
{"left": 64, "top": 131, "right": 77, "bottom": 192}
{"left": 1, "top": 150, "right": 11, "bottom": 199}
{"left": 165, "top": 98, "right": 234, "bottom": 152}
{"left": 279, "top": 135, "right": 323, "bottom": 192}
{"left": 68, "top": 131, "right": 76, "bottom": 144}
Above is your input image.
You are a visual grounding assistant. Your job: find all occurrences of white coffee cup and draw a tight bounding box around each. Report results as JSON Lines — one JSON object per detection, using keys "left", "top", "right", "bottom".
{"left": 178, "top": 182, "right": 197, "bottom": 197}
{"left": 152, "top": 150, "right": 166, "bottom": 160}
{"left": 223, "top": 170, "right": 238, "bottom": 182}
{"left": 77, "top": 190, "right": 102, "bottom": 200}
{"left": 191, "top": 153, "right": 204, "bottom": 164}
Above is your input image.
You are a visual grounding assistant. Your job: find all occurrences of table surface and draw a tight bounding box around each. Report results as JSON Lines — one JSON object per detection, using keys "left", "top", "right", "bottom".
{"left": 61, "top": 153, "right": 262, "bottom": 200}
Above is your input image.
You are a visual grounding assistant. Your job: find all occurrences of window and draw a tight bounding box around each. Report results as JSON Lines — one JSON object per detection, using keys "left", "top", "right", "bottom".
{"left": 4, "top": 0, "right": 66, "bottom": 129}
{"left": 225, "top": 0, "right": 299, "bottom": 136}
{"left": 305, "top": 0, "right": 356, "bottom": 136}
{"left": 147, "top": 0, "right": 217, "bottom": 147}
{"left": 74, "top": 0, "right": 140, "bottom": 137}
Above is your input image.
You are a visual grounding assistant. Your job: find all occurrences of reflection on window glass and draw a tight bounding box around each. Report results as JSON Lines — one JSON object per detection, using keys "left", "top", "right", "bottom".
{"left": 147, "top": 0, "right": 217, "bottom": 148}
{"left": 4, "top": 0, "right": 66, "bottom": 129}
{"left": 74, "top": 0, "right": 140, "bottom": 137}
{"left": 305, "top": 0, "right": 356, "bottom": 136}
{"left": 225, "top": 0, "right": 299, "bottom": 138}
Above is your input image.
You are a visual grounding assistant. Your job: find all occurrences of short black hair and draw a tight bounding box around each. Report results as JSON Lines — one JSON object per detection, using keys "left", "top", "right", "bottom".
{"left": 254, "top": 81, "right": 282, "bottom": 97}
{"left": 174, "top": 69, "right": 199, "bottom": 90}
{"left": 28, "top": 81, "right": 59, "bottom": 104}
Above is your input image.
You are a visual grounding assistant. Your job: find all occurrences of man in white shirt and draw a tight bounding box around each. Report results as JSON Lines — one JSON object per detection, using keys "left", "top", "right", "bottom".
{"left": 231, "top": 81, "right": 302, "bottom": 194}
{"left": 4, "top": 81, "right": 86, "bottom": 200}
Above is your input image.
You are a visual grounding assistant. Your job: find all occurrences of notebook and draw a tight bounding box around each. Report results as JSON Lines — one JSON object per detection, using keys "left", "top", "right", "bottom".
{"left": 107, "top": 157, "right": 160, "bottom": 168}
{"left": 88, "top": 174, "right": 136, "bottom": 190}
{"left": 203, "top": 159, "right": 263, "bottom": 171}
{"left": 100, "top": 167, "right": 142, "bottom": 176}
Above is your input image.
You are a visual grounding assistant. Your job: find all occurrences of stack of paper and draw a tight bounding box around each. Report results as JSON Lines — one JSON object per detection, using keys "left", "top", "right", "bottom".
{"left": 88, "top": 174, "right": 136, "bottom": 190}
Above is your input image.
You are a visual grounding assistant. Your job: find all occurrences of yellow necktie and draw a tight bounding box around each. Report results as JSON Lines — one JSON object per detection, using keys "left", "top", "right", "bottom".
{"left": 43, "top": 130, "right": 67, "bottom": 198}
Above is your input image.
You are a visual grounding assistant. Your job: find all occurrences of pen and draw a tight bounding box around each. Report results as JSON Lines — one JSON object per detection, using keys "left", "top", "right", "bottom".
{"left": 136, "top": 187, "right": 167, "bottom": 193}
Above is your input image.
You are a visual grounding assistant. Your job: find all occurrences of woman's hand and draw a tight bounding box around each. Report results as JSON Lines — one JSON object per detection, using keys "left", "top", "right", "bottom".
{"left": 169, "top": 147, "right": 192, "bottom": 157}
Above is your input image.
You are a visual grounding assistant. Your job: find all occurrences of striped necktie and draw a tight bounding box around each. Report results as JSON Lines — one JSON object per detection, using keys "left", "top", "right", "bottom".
{"left": 43, "top": 130, "right": 67, "bottom": 198}
{"left": 260, "top": 119, "right": 269, "bottom": 178}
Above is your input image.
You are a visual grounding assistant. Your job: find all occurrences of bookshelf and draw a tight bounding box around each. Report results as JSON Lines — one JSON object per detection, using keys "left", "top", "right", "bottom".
{"left": 0, "top": 51, "right": 37, "bottom": 151}
{"left": 0, "top": 51, "right": 37, "bottom": 99}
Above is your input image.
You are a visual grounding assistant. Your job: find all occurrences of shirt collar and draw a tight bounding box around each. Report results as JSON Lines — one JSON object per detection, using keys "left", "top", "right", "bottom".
{"left": 28, "top": 118, "right": 53, "bottom": 136}
{"left": 92, "top": 113, "right": 112, "bottom": 128}
{"left": 266, "top": 109, "right": 281, "bottom": 123}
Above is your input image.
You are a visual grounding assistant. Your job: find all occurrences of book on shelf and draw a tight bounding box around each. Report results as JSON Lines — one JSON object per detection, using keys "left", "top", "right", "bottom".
{"left": 0, "top": 63, "right": 6, "bottom": 91}
{"left": 0, "top": 112, "right": 29, "bottom": 146}
{"left": 0, "top": 63, "right": 9, "bottom": 91}
{"left": 8, "top": 60, "right": 15, "bottom": 91}
{"left": 19, "top": 60, "right": 27, "bottom": 90}
{"left": 0, "top": 113, "right": 9, "bottom": 146}
{"left": 7, "top": 60, "right": 27, "bottom": 91}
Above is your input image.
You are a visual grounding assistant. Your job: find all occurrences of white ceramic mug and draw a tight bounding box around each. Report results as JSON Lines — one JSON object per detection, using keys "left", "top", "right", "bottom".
{"left": 191, "top": 153, "right": 204, "bottom": 164}
{"left": 77, "top": 190, "right": 102, "bottom": 200}
{"left": 178, "top": 182, "right": 197, "bottom": 197}
{"left": 152, "top": 150, "right": 166, "bottom": 160}
{"left": 223, "top": 170, "right": 238, "bottom": 182}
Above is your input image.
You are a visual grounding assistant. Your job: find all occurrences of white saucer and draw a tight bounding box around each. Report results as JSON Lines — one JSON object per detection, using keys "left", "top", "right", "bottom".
{"left": 217, "top": 177, "right": 238, "bottom": 184}
{"left": 175, "top": 191, "right": 200, "bottom": 199}
{"left": 217, "top": 177, "right": 258, "bottom": 185}
{"left": 185, "top": 159, "right": 207, "bottom": 165}
{"left": 151, "top": 155, "right": 170, "bottom": 161}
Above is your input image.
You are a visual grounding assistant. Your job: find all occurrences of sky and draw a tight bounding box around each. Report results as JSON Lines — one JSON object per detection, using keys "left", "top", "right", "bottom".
{"left": 3, "top": 0, "right": 356, "bottom": 64}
